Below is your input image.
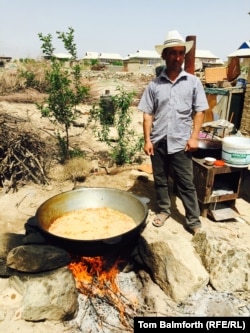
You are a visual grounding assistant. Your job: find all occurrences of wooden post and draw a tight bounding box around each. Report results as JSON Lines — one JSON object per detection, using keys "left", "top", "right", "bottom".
{"left": 184, "top": 35, "right": 196, "bottom": 74}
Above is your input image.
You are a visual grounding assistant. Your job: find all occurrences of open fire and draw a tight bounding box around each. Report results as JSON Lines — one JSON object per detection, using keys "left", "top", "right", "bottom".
{"left": 68, "top": 256, "right": 141, "bottom": 332}
{"left": 69, "top": 256, "right": 121, "bottom": 289}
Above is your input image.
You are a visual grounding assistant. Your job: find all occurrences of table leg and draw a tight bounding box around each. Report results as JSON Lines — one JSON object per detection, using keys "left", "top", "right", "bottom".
{"left": 199, "top": 202, "right": 208, "bottom": 218}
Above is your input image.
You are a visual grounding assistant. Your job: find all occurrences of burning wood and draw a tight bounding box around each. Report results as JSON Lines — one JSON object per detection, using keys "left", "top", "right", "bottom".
{"left": 68, "top": 256, "right": 140, "bottom": 332}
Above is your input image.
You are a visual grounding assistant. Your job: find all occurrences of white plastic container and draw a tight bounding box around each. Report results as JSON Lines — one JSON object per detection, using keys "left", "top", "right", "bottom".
{"left": 222, "top": 136, "right": 250, "bottom": 167}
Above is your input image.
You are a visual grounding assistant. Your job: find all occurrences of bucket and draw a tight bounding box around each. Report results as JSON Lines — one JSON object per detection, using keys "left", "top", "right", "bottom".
{"left": 222, "top": 136, "right": 250, "bottom": 167}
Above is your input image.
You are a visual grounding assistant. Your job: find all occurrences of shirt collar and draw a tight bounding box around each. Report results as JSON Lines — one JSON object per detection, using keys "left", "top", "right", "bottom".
{"left": 159, "top": 68, "right": 188, "bottom": 82}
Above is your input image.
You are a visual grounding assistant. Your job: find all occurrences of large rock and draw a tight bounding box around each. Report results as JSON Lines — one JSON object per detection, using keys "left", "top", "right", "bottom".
{"left": 192, "top": 230, "right": 250, "bottom": 292}
{"left": 138, "top": 224, "right": 209, "bottom": 302}
{"left": 6, "top": 244, "right": 71, "bottom": 273}
{"left": 0, "top": 233, "right": 24, "bottom": 259}
{"left": 9, "top": 267, "right": 78, "bottom": 321}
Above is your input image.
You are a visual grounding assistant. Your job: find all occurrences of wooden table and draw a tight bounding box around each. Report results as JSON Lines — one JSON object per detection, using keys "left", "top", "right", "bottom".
{"left": 192, "top": 157, "right": 244, "bottom": 219}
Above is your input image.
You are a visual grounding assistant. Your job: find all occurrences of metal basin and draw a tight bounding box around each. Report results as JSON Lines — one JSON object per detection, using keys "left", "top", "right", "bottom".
{"left": 35, "top": 187, "right": 148, "bottom": 256}
{"left": 198, "top": 139, "right": 222, "bottom": 150}
{"left": 192, "top": 139, "right": 222, "bottom": 159}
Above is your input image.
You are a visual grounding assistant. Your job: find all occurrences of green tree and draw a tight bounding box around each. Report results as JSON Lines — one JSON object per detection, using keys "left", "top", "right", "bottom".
{"left": 89, "top": 87, "right": 144, "bottom": 165}
{"left": 37, "top": 27, "right": 89, "bottom": 162}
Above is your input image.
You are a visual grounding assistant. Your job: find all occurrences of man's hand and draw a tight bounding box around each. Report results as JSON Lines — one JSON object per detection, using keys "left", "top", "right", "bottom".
{"left": 185, "top": 138, "right": 199, "bottom": 152}
{"left": 144, "top": 141, "right": 154, "bottom": 156}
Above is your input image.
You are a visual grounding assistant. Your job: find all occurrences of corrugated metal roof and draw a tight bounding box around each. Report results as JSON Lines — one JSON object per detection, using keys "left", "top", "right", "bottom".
{"left": 53, "top": 53, "right": 72, "bottom": 59}
{"left": 228, "top": 48, "right": 250, "bottom": 57}
{"left": 195, "top": 50, "right": 219, "bottom": 59}
{"left": 129, "top": 49, "right": 222, "bottom": 61}
{"left": 83, "top": 52, "right": 123, "bottom": 60}
{"left": 99, "top": 53, "right": 123, "bottom": 60}
{"left": 83, "top": 52, "right": 99, "bottom": 59}
{"left": 82, "top": 49, "right": 224, "bottom": 62}
{"left": 128, "top": 50, "right": 160, "bottom": 59}
{"left": 228, "top": 41, "right": 250, "bottom": 57}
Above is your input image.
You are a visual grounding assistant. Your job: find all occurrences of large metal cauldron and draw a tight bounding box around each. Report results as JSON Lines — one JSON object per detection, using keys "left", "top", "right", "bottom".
{"left": 35, "top": 187, "right": 148, "bottom": 256}
{"left": 192, "top": 139, "right": 222, "bottom": 159}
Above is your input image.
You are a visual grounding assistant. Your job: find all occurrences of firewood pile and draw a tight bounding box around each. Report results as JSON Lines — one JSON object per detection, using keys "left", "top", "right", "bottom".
{"left": 0, "top": 112, "right": 50, "bottom": 192}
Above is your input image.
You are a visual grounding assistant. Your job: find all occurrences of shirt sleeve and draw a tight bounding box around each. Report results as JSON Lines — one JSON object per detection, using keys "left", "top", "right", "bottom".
{"left": 138, "top": 81, "right": 155, "bottom": 114}
{"left": 193, "top": 78, "right": 209, "bottom": 112}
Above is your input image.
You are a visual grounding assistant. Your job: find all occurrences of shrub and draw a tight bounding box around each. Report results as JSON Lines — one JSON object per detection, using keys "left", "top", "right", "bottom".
{"left": 88, "top": 86, "right": 144, "bottom": 165}
{"left": 37, "top": 27, "right": 89, "bottom": 162}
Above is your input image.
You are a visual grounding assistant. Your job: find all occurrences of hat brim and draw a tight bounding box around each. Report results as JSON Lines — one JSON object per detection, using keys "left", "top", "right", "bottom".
{"left": 155, "top": 40, "right": 193, "bottom": 55}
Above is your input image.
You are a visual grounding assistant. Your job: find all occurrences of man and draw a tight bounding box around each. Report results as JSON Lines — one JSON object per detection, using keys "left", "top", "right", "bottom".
{"left": 138, "top": 30, "right": 208, "bottom": 234}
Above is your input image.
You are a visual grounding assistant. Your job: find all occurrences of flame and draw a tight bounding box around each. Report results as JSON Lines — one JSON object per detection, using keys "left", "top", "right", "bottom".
{"left": 68, "top": 256, "right": 133, "bottom": 328}
{"left": 68, "top": 256, "right": 120, "bottom": 292}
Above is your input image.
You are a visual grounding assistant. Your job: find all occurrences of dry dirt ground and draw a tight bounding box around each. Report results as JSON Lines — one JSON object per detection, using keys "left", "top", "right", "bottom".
{"left": 0, "top": 76, "right": 249, "bottom": 238}
{"left": 0, "top": 76, "right": 250, "bottom": 263}
{"left": 0, "top": 76, "right": 250, "bottom": 332}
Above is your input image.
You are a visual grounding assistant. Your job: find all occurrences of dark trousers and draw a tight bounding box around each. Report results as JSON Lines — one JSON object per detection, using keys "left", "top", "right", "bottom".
{"left": 150, "top": 137, "right": 201, "bottom": 229}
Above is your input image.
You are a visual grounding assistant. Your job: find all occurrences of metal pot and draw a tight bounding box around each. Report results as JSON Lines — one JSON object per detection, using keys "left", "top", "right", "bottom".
{"left": 192, "top": 139, "right": 222, "bottom": 159}
{"left": 35, "top": 187, "right": 148, "bottom": 256}
{"left": 198, "top": 139, "right": 222, "bottom": 150}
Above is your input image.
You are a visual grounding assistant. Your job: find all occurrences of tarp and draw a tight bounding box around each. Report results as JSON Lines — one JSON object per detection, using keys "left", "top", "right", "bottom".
{"left": 204, "top": 88, "right": 229, "bottom": 96}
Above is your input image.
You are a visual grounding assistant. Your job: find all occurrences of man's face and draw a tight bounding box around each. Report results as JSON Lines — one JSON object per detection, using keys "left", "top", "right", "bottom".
{"left": 162, "top": 46, "right": 186, "bottom": 66}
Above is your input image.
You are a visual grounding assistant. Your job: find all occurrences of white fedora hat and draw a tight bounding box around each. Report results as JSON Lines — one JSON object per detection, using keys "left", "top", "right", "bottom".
{"left": 155, "top": 30, "right": 193, "bottom": 55}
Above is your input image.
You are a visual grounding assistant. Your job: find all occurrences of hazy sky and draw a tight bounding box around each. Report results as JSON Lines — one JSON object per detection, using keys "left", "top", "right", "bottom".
{"left": 0, "top": 0, "right": 249, "bottom": 61}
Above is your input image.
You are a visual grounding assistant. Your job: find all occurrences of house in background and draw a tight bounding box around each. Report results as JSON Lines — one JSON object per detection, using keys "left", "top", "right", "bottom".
{"left": 98, "top": 53, "right": 123, "bottom": 64}
{"left": 83, "top": 52, "right": 99, "bottom": 61}
{"left": 227, "top": 41, "right": 250, "bottom": 70}
{"left": 195, "top": 50, "right": 224, "bottom": 71}
{"left": 123, "top": 49, "right": 223, "bottom": 74}
{"left": 123, "top": 50, "right": 161, "bottom": 73}
{"left": 82, "top": 52, "right": 122, "bottom": 64}
{"left": 43, "top": 53, "right": 73, "bottom": 61}
{"left": 53, "top": 53, "right": 73, "bottom": 60}
{"left": 0, "top": 56, "right": 12, "bottom": 67}
{"left": 82, "top": 49, "right": 223, "bottom": 74}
